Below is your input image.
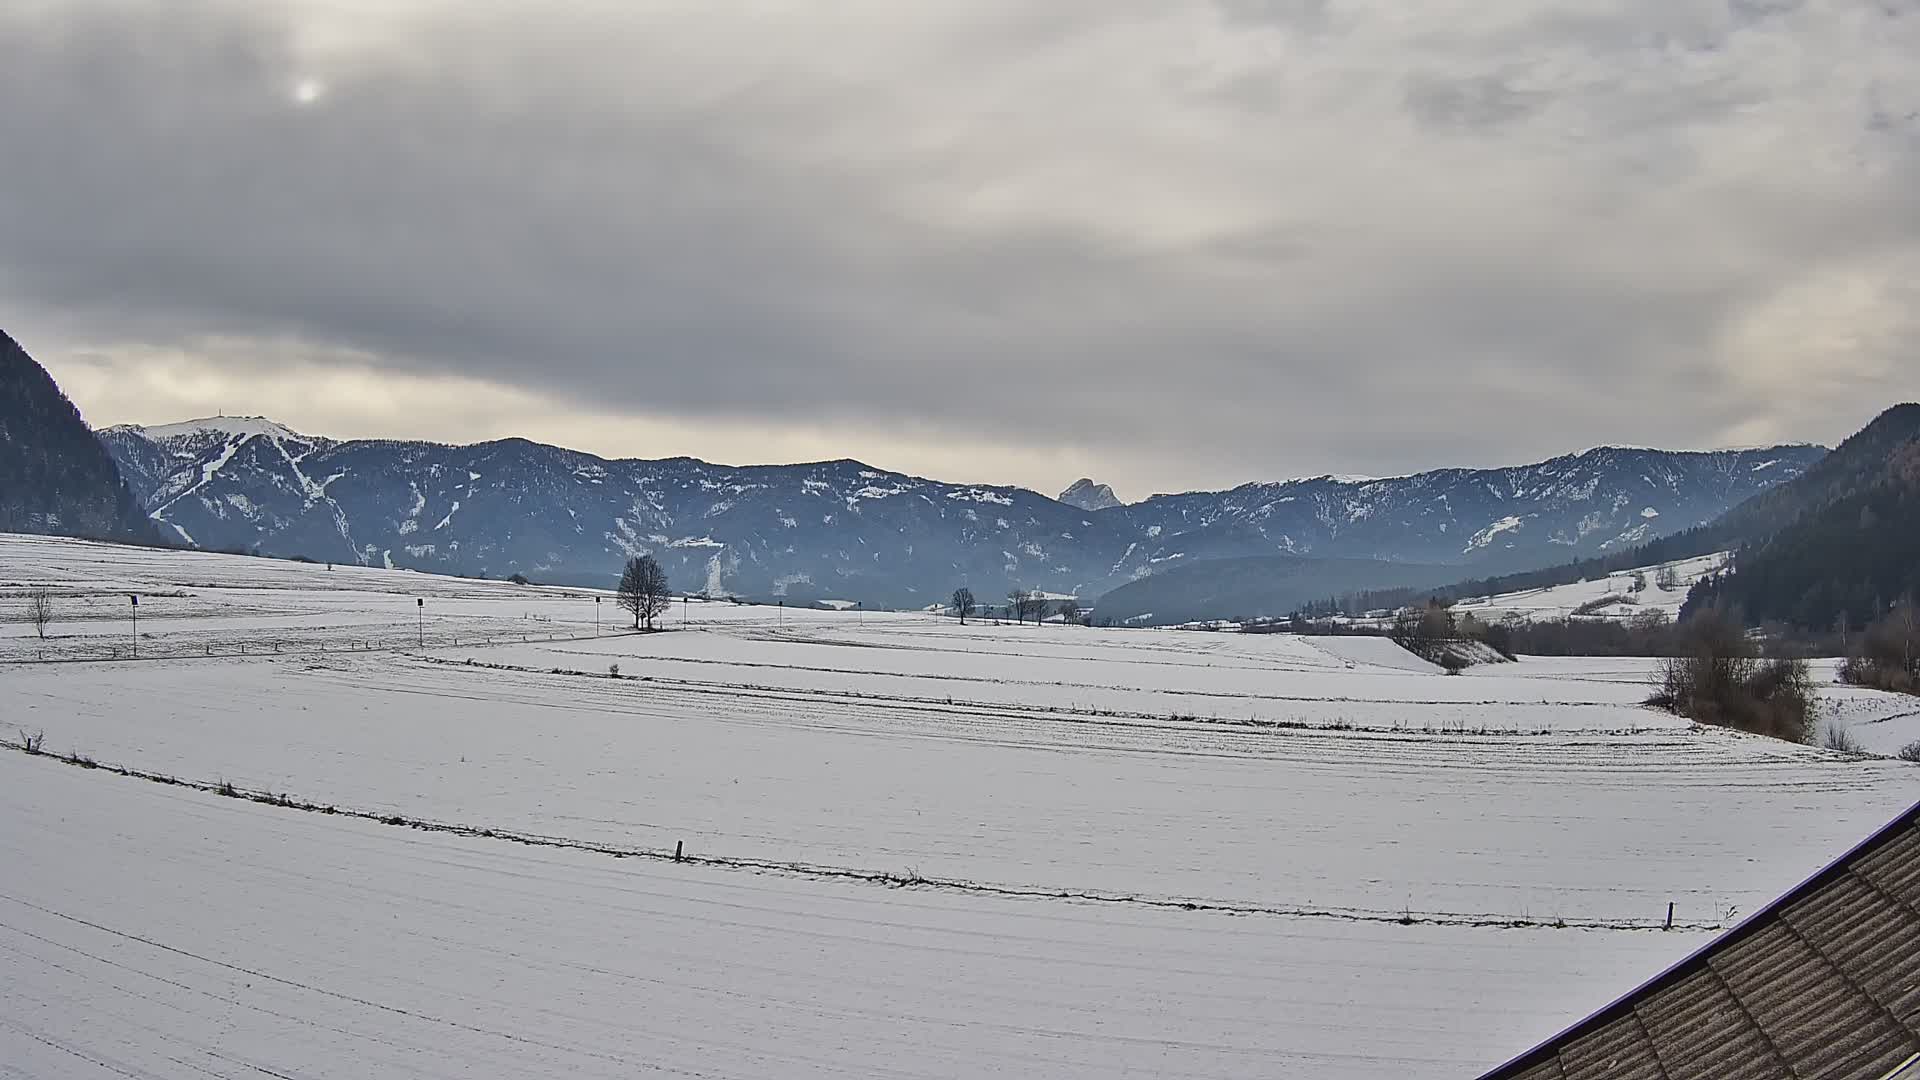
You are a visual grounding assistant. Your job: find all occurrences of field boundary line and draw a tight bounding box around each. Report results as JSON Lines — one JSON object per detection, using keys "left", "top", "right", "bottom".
{"left": 419, "top": 655, "right": 1676, "bottom": 739}
{"left": 1, "top": 738, "right": 1724, "bottom": 934}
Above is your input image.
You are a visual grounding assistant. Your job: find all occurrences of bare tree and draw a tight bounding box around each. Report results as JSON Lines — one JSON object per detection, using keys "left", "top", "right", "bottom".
{"left": 950, "top": 587, "right": 975, "bottom": 624}
{"left": 26, "top": 589, "right": 52, "bottom": 640}
{"left": 617, "top": 555, "right": 673, "bottom": 630}
{"left": 1056, "top": 598, "right": 1082, "bottom": 626}
{"left": 1007, "top": 589, "right": 1029, "bottom": 624}
{"left": 1389, "top": 599, "right": 1456, "bottom": 663}
{"left": 1897, "top": 596, "right": 1918, "bottom": 682}
{"left": 1655, "top": 565, "right": 1681, "bottom": 592}
{"left": 1012, "top": 590, "right": 1047, "bottom": 624}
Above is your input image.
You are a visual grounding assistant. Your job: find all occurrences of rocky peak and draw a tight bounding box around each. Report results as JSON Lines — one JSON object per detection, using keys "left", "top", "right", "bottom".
{"left": 1058, "top": 478, "right": 1122, "bottom": 512}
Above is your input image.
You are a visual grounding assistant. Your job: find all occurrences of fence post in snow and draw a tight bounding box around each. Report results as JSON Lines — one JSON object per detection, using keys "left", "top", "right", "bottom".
{"left": 675, "top": 841, "right": 684, "bottom": 863}
{"left": 1665, "top": 902, "right": 1674, "bottom": 930}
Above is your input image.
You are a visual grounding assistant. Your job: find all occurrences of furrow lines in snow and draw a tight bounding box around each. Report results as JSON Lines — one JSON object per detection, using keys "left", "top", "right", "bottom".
{"left": 0, "top": 742, "right": 1732, "bottom": 933}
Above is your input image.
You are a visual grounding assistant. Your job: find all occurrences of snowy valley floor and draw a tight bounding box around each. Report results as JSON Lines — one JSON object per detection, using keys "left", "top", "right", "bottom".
{"left": 3, "top": 534, "right": 1918, "bottom": 1077}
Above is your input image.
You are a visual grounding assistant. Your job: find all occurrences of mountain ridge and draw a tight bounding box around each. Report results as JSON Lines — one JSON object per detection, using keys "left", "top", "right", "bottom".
{"left": 98, "top": 412, "right": 1825, "bottom": 605}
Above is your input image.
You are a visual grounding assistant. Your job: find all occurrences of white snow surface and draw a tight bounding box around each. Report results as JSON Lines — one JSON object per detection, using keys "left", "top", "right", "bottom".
{"left": 1453, "top": 552, "right": 1731, "bottom": 623}
{"left": 122, "top": 415, "right": 303, "bottom": 442}
{"left": 1, "top": 750, "right": 1709, "bottom": 1079}
{"left": 2, "top": 532, "right": 1917, "bottom": 1078}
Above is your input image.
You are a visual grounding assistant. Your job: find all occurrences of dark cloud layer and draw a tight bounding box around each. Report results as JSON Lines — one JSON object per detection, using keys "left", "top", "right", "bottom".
{"left": 2, "top": 0, "right": 1916, "bottom": 496}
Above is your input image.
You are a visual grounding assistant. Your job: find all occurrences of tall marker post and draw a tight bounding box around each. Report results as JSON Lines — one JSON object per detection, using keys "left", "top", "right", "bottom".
{"left": 595, "top": 595, "right": 601, "bottom": 636}
{"left": 129, "top": 594, "right": 138, "bottom": 658}
{"left": 416, "top": 597, "right": 424, "bottom": 647}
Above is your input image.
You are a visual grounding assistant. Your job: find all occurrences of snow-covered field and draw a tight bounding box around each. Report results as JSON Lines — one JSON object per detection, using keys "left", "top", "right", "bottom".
{"left": 1451, "top": 552, "right": 1730, "bottom": 623}
{"left": 4, "top": 533, "right": 1917, "bottom": 1078}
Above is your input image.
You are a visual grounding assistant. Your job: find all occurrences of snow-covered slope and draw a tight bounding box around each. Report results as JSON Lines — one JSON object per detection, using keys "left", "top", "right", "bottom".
{"left": 1452, "top": 552, "right": 1732, "bottom": 623}
{"left": 97, "top": 419, "right": 1822, "bottom": 605}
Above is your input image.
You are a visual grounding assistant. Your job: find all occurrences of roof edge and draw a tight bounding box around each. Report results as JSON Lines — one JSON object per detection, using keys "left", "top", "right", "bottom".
{"left": 1477, "top": 798, "right": 1920, "bottom": 1079}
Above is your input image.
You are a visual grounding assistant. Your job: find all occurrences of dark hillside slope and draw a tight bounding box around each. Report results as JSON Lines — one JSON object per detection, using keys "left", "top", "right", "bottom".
{"left": 1686, "top": 404, "right": 1920, "bottom": 629}
{"left": 0, "top": 331, "right": 156, "bottom": 542}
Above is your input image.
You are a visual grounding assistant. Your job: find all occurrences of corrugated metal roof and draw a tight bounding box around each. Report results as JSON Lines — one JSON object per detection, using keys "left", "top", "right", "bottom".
{"left": 1481, "top": 801, "right": 1920, "bottom": 1080}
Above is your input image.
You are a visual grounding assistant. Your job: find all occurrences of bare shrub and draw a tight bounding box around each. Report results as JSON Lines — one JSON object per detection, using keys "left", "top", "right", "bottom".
{"left": 19, "top": 729, "right": 45, "bottom": 754}
{"left": 1573, "top": 595, "right": 1634, "bottom": 617}
{"left": 1897, "top": 741, "right": 1920, "bottom": 763}
{"left": 1821, "top": 724, "right": 1863, "bottom": 754}
{"left": 1838, "top": 600, "right": 1919, "bottom": 695}
{"left": 1650, "top": 607, "right": 1814, "bottom": 743}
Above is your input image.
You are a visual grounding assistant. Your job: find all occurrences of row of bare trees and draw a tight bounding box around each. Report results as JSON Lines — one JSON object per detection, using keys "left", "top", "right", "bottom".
{"left": 949, "top": 586, "right": 1083, "bottom": 625}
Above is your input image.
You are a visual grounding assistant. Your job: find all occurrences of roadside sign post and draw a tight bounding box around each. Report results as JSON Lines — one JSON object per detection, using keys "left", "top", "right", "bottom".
{"left": 416, "top": 597, "right": 424, "bottom": 647}
{"left": 130, "top": 594, "right": 138, "bottom": 658}
{"left": 595, "top": 595, "right": 601, "bottom": 636}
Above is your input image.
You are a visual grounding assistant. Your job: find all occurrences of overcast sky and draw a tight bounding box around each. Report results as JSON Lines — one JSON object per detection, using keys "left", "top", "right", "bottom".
{"left": 3, "top": 1, "right": 1916, "bottom": 499}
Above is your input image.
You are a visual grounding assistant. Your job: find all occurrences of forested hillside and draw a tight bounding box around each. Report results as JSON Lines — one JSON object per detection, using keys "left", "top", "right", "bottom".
{"left": 1686, "top": 405, "right": 1920, "bottom": 630}
{"left": 0, "top": 331, "right": 156, "bottom": 542}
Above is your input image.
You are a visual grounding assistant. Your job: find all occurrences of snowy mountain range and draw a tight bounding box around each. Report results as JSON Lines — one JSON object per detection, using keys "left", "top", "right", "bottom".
{"left": 98, "top": 417, "right": 1824, "bottom": 606}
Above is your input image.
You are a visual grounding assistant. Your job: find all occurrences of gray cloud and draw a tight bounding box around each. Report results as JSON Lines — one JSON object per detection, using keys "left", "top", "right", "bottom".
{"left": 2, "top": 0, "right": 1917, "bottom": 498}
